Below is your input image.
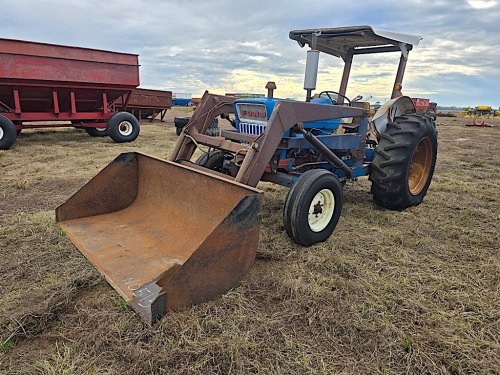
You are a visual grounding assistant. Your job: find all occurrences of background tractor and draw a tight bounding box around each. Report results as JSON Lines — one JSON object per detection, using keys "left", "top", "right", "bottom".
{"left": 57, "top": 26, "right": 438, "bottom": 323}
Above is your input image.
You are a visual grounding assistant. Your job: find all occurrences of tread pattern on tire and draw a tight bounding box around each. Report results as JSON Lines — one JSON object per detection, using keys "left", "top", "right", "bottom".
{"left": 174, "top": 117, "right": 219, "bottom": 136}
{"left": 174, "top": 117, "right": 190, "bottom": 127}
{"left": 195, "top": 150, "right": 226, "bottom": 171}
{"left": 369, "top": 114, "right": 437, "bottom": 210}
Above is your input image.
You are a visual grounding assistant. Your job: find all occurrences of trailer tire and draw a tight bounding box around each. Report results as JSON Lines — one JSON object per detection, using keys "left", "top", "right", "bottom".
{"left": 0, "top": 115, "right": 17, "bottom": 150}
{"left": 195, "top": 150, "right": 225, "bottom": 171}
{"left": 174, "top": 117, "right": 219, "bottom": 136}
{"left": 284, "top": 169, "right": 343, "bottom": 246}
{"left": 174, "top": 117, "right": 190, "bottom": 136}
{"left": 370, "top": 114, "right": 437, "bottom": 210}
{"left": 85, "top": 127, "right": 109, "bottom": 137}
{"left": 174, "top": 117, "right": 190, "bottom": 126}
{"left": 107, "top": 112, "right": 140, "bottom": 143}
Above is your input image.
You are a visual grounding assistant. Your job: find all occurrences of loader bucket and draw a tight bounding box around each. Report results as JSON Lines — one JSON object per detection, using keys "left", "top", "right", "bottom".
{"left": 56, "top": 152, "right": 262, "bottom": 324}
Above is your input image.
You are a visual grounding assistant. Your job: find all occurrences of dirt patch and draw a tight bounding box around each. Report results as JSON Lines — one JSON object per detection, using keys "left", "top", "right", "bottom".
{"left": 1, "top": 109, "right": 499, "bottom": 374}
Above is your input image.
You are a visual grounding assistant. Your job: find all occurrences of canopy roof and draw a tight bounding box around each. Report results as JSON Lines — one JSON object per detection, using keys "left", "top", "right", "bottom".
{"left": 289, "top": 26, "right": 422, "bottom": 59}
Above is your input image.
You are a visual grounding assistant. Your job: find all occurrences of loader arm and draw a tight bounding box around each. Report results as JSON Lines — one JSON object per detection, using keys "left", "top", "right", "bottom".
{"left": 170, "top": 91, "right": 236, "bottom": 162}
{"left": 171, "top": 93, "right": 364, "bottom": 187}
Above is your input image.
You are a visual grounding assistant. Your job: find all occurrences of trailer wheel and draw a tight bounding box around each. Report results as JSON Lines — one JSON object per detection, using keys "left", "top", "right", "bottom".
{"left": 107, "top": 112, "right": 140, "bottom": 143}
{"left": 174, "top": 117, "right": 190, "bottom": 136}
{"left": 174, "top": 117, "right": 219, "bottom": 136}
{"left": 195, "top": 150, "right": 225, "bottom": 171}
{"left": 85, "top": 127, "right": 109, "bottom": 137}
{"left": 284, "top": 169, "right": 343, "bottom": 246}
{"left": 0, "top": 115, "right": 17, "bottom": 150}
{"left": 370, "top": 114, "right": 437, "bottom": 210}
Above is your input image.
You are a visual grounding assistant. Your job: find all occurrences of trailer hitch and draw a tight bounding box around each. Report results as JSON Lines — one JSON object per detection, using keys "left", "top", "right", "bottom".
{"left": 294, "top": 124, "right": 353, "bottom": 178}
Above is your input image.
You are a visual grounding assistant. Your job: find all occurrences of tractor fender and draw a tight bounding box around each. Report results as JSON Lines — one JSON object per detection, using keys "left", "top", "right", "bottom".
{"left": 370, "top": 96, "right": 416, "bottom": 138}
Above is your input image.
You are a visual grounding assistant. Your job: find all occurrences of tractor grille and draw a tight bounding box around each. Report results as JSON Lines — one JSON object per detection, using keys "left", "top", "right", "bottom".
{"left": 238, "top": 122, "right": 265, "bottom": 135}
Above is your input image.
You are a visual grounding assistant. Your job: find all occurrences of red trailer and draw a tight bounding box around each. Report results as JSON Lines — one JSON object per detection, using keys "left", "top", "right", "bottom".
{"left": 411, "top": 97, "right": 437, "bottom": 120}
{"left": 0, "top": 38, "right": 141, "bottom": 149}
{"left": 113, "top": 88, "right": 172, "bottom": 122}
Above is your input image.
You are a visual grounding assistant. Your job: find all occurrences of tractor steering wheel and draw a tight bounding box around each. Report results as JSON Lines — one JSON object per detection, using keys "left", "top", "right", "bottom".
{"left": 318, "top": 91, "right": 352, "bottom": 106}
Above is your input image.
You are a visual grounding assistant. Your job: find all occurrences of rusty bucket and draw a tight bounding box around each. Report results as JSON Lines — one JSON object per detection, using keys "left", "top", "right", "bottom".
{"left": 56, "top": 152, "right": 262, "bottom": 324}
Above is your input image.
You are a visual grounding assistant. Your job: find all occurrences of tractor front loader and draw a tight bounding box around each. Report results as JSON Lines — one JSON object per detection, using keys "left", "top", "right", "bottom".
{"left": 57, "top": 26, "right": 438, "bottom": 323}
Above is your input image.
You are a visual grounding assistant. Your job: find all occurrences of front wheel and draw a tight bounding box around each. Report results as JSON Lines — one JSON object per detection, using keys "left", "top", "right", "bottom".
{"left": 0, "top": 114, "right": 17, "bottom": 150}
{"left": 107, "top": 112, "right": 140, "bottom": 143}
{"left": 195, "top": 150, "right": 226, "bottom": 171}
{"left": 370, "top": 114, "right": 438, "bottom": 210}
{"left": 284, "top": 169, "right": 343, "bottom": 246}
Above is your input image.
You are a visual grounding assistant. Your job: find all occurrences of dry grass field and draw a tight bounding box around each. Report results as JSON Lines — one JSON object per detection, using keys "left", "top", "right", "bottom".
{"left": 1, "top": 108, "right": 499, "bottom": 374}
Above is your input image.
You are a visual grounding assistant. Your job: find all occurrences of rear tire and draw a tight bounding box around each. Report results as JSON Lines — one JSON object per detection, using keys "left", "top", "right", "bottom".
{"left": 370, "top": 114, "right": 437, "bottom": 210}
{"left": 284, "top": 169, "right": 343, "bottom": 246}
{"left": 107, "top": 112, "right": 140, "bottom": 143}
{"left": 0, "top": 114, "right": 17, "bottom": 150}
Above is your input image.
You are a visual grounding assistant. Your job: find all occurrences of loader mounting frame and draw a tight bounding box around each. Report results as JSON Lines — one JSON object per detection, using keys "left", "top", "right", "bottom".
{"left": 171, "top": 92, "right": 368, "bottom": 187}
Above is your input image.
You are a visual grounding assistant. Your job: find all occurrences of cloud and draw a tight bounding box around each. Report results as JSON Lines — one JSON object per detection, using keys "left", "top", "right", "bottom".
{"left": 467, "top": 0, "right": 498, "bottom": 9}
{"left": 1, "top": 0, "right": 499, "bottom": 106}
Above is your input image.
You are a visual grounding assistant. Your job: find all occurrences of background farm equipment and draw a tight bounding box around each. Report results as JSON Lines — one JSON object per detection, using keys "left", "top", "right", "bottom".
{"left": 461, "top": 105, "right": 497, "bottom": 118}
{"left": 466, "top": 118, "right": 494, "bottom": 127}
{"left": 411, "top": 97, "right": 437, "bottom": 120}
{"left": 113, "top": 88, "right": 172, "bottom": 123}
{"left": 461, "top": 105, "right": 497, "bottom": 127}
{"left": 57, "top": 26, "right": 438, "bottom": 323}
{"left": 172, "top": 93, "right": 193, "bottom": 107}
{"left": 0, "top": 38, "right": 141, "bottom": 149}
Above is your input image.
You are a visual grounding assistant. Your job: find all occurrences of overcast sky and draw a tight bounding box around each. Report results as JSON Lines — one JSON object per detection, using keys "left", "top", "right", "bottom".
{"left": 1, "top": 0, "right": 499, "bottom": 107}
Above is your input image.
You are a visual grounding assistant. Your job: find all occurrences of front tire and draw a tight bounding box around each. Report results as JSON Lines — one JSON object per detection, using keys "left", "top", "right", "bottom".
{"left": 0, "top": 114, "right": 17, "bottom": 150}
{"left": 195, "top": 150, "right": 226, "bottom": 171}
{"left": 107, "top": 112, "right": 140, "bottom": 143}
{"left": 284, "top": 169, "right": 343, "bottom": 246}
{"left": 370, "top": 114, "right": 437, "bottom": 210}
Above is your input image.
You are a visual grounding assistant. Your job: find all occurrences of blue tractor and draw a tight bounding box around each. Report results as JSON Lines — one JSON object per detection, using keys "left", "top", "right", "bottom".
{"left": 57, "top": 26, "right": 438, "bottom": 322}
{"left": 174, "top": 25, "right": 438, "bottom": 246}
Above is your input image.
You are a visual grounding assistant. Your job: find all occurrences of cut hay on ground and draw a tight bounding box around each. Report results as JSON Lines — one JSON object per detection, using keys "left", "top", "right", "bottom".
{"left": 1, "top": 110, "right": 499, "bottom": 374}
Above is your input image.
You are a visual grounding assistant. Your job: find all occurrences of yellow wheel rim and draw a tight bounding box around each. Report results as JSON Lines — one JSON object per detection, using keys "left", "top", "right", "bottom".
{"left": 408, "top": 136, "right": 433, "bottom": 195}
